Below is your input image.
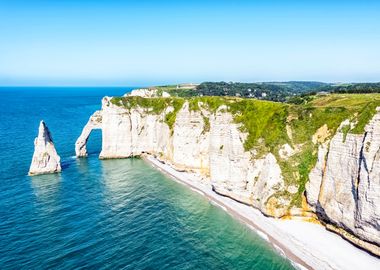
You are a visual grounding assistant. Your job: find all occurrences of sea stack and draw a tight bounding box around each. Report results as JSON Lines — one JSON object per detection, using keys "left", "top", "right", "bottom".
{"left": 28, "top": 120, "right": 61, "bottom": 175}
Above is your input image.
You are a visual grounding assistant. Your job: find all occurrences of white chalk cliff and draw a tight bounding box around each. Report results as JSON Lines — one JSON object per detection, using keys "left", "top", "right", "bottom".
{"left": 75, "top": 110, "right": 102, "bottom": 157}
{"left": 77, "top": 96, "right": 380, "bottom": 256}
{"left": 306, "top": 109, "right": 380, "bottom": 255}
{"left": 29, "top": 120, "right": 61, "bottom": 175}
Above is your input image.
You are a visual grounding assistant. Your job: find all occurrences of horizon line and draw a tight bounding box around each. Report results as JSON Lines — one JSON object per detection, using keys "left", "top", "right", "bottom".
{"left": 1, "top": 80, "right": 380, "bottom": 88}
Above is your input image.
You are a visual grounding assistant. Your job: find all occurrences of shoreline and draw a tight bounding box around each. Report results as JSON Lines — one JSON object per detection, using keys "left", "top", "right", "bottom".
{"left": 143, "top": 154, "right": 380, "bottom": 270}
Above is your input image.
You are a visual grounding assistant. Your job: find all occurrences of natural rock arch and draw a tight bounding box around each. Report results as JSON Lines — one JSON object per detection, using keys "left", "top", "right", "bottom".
{"left": 75, "top": 110, "right": 102, "bottom": 157}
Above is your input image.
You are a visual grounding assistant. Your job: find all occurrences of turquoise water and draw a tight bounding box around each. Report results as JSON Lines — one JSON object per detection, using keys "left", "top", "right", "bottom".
{"left": 0, "top": 87, "right": 295, "bottom": 269}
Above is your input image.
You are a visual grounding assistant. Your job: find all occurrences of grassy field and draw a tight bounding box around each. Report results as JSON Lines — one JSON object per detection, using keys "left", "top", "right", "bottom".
{"left": 309, "top": 93, "right": 380, "bottom": 107}
{"left": 308, "top": 94, "right": 380, "bottom": 134}
{"left": 110, "top": 93, "right": 380, "bottom": 207}
{"left": 155, "top": 84, "right": 198, "bottom": 97}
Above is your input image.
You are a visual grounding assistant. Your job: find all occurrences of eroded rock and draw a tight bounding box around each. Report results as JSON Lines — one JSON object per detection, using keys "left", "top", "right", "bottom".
{"left": 79, "top": 96, "right": 380, "bottom": 255}
{"left": 95, "top": 98, "right": 288, "bottom": 217}
{"left": 29, "top": 121, "right": 61, "bottom": 175}
{"left": 307, "top": 108, "right": 380, "bottom": 255}
{"left": 75, "top": 110, "right": 102, "bottom": 157}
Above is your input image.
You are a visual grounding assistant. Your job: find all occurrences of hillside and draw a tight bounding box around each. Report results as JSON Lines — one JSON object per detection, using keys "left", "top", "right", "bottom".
{"left": 151, "top": 82, "right": 380, "bottom": 103}
{"left": 321, "top": 82, "right": 380, "bottom": 93}
{"left": 195, "top": 81, "right": 328, "bottom": 101}
{"left": 152, "top": 81, "right": 328, "bottom": 101}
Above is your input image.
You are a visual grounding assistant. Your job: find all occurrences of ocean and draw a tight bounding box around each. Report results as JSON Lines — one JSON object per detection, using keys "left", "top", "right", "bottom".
{"left": 0, "top": 87, "right": 295, "bottom": 270}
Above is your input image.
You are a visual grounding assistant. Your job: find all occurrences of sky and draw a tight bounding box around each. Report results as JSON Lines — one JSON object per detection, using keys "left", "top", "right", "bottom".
{"left": 0, "top": 0, "right": 379, "bottom": 86}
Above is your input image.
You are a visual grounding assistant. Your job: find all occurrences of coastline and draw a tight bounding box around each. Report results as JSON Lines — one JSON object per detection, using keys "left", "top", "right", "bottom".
{"left": 143, "top": 154, "right": 380, "bottom": 270}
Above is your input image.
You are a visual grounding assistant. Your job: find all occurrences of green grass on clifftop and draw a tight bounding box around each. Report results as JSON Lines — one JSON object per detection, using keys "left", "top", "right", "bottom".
{"left": 155, "top": 85, "right": 198, "bottom": 97}
{"left": 111, "top": 96, "right": 185, "bottom": 132}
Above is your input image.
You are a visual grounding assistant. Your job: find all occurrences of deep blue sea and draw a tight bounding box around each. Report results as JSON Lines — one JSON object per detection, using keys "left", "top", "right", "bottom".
{"left": 0, "top": 87, "right": 295, "bottom": 270}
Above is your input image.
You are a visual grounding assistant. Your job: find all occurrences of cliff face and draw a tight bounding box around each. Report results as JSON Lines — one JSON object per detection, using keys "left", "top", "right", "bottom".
{"left": 29, "top": 121, "right": 61, "bottom": 175}
{"left": 78, "top": 96, "right": 380, "bottom": 255}
{"left": 307, "top": 110, "right": 380, "bottom": 253}
{"left": 208, "top": 108, "right": 288, "bottom": 217}
{"left": 80, "top": 97, "right": 288, "bottom": 217}
{"left": 99, "top": 97, "right": 172, "bottom": 159}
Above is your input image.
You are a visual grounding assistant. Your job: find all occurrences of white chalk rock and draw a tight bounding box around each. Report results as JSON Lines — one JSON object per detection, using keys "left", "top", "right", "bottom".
{"left": 75, "top": 110, "right": 102, "bottom": 157}
{"left": 307, "top": 108, "right": 380, "bottom": 253}
{"left": 129, "top": 88, "right": 157, "bottom": 97}
{"left": 29, "top": 121, "right": 61, "bottom": 175}
{"left": 95, "top": 98, "right": 287, "bottom": 216}
{"left": 162, "top": 91, "right": 171, "bottom": 97}
{"left": 79, "top": 96, "right": 380, "bottom": 254}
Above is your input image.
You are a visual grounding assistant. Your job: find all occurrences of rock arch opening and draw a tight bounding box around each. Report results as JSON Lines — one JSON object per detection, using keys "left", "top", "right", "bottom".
{"left": 85, "top": 129, "right": 102, "bottom": 156}
{"left": 75, "top": 110, "right": 102, "bottom": 157}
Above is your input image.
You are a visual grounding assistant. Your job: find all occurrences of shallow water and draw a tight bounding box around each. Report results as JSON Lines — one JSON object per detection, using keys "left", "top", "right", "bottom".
{"left": 0, "top": 87, "right": 295, "bottom": 269}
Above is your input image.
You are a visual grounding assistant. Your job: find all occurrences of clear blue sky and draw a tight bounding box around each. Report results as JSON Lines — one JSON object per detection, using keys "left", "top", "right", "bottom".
{"left": 0, "top": 0, "right": 379, "bottom": 86}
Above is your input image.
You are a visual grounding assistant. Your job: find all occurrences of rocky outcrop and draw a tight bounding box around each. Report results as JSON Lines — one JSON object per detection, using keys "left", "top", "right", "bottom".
{"left": 75, "top": 110, "right": 102, "bottom": 157}
{"left": 128, "top": 88, "right": 157, "bottom": 97}
{"left": 208, "top": 107, "right": 287, "bottom": 216}
{"left": 306, "top": 109, "right": 380, "bottom": 255}
{"left": 91, "top": 97, "right": 287, "bottom": 216}
{"left": 127, "top": 88, "right": 170, "bottom": 98}
{"left": 98, "top": 97, "right": 171, "bottom": 158}
{"left": 79, "top": 97, "right": 380, "bottom": 255}
{"left": 29, "top": 121, "right": 61, "bottom": 175}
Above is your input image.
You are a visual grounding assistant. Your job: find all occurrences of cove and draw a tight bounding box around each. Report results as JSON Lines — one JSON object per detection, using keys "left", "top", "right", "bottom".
{"left": 0, "top": 87, "right": 294, "bottom": 269}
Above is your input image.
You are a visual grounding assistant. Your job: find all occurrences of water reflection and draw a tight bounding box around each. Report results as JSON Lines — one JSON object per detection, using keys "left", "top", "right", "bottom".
{"left": 100, "top": 159, "right": 138, "bottom": 211}
{"left": 30, "top": 173, "right": 62, "bottom": 215}
{"left": 75, "top": 156, "right": 91, "bottom": 174}
{"left": 30, "top": 173, "right": 61, "bottom": 198}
